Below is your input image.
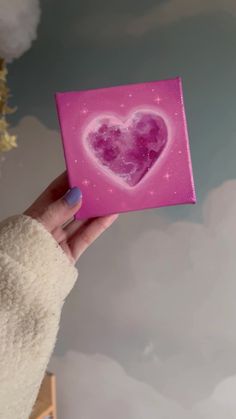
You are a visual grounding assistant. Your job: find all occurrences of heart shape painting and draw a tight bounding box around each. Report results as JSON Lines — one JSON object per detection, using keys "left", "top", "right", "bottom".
{"left": 84, "top": 111, "right": 168, "bottom": 187}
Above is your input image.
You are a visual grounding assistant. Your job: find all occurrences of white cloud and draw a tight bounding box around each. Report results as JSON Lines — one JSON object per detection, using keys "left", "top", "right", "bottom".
{"left": 50, "top": 351, "right": 196, "bottom": 419}
{"left": 126, "top": 0, "right": 236, "bottom": 36}
{"left": 195, "top": 376, "right": 236, "bottom": 418}
{"left": 127, "top": 180, "right": 236, "bottom": 346}
{"left": 76, "top": 0, "right": 236, "bottom": 42}
{"left": 74, "top": 13, "right": 131, "bottom": 45}
{"left": 0, "top": 0, "right": 41, "bottom": 61}
{"left": 50, "top": 351, "right": 236, "bottom": 419}
{"left": 58, "top": 179, "right": 236, "bottom": 406}
{"left": 117, "top": 180, "right": 236, "bottom": 401}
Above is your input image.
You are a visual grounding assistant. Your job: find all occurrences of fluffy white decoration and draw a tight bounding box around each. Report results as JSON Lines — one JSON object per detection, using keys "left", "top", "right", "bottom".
{"left": 0, "top": 0, "right": 41, "bottom": 61}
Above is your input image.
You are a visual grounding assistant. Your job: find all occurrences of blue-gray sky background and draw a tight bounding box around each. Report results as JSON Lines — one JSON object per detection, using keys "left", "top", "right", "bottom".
{"left": 1, "top": 1, "right": 236, "bottom": 418}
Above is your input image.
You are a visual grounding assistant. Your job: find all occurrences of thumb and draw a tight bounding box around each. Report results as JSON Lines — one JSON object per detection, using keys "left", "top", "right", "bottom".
{"left": 39, "top": 187, "right": 82, "bottom": 232}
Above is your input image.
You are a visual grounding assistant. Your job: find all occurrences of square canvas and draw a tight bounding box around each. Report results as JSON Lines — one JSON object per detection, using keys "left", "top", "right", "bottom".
{"left": 55, "top": 77, "right": 196, "bottom": 220}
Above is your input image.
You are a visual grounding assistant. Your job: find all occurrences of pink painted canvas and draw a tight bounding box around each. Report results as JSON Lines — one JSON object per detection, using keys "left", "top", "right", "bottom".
{"left": 55, "top": 77, "right": 196, "bottom": 220}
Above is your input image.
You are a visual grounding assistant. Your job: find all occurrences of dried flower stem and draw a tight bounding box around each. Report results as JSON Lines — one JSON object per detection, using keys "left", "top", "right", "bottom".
{"left": 0, "top": 58, "right": 17, "bottom": 152}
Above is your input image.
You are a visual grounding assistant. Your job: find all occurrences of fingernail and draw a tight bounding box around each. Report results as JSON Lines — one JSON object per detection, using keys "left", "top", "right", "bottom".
{"left": 64, "top": 187, "right": 82, "bottom": 207}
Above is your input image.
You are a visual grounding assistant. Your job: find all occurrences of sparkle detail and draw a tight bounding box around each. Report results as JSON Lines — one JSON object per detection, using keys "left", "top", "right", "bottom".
{"left": 82, "top": 178, "right": 90, "bottom": 186}
{"left": 154, "top": 96, "right": 161, "bottom": 104}
{"left": 164, "top": 172, "right": 171, "bottom": 180}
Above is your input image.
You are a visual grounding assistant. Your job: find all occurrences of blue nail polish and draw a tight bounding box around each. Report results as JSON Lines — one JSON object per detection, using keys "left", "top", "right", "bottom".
{"left": 64, "top": 187, "right": 82, "bottom": 206}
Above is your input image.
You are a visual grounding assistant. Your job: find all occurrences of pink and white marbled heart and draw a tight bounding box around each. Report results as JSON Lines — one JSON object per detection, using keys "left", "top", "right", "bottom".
{"left": 85, "top": 111, "right": 168, "bottom": 187}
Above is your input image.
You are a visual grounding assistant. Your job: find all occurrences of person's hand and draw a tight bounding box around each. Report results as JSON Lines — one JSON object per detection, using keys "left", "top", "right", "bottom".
{"left": 24, "top": 172, "right": 118, "bottom": 264}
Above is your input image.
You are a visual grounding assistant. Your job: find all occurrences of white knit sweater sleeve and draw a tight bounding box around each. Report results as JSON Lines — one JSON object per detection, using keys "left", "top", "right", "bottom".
{"left": 0, "top": 215, "right": 78, "bottom": 419}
